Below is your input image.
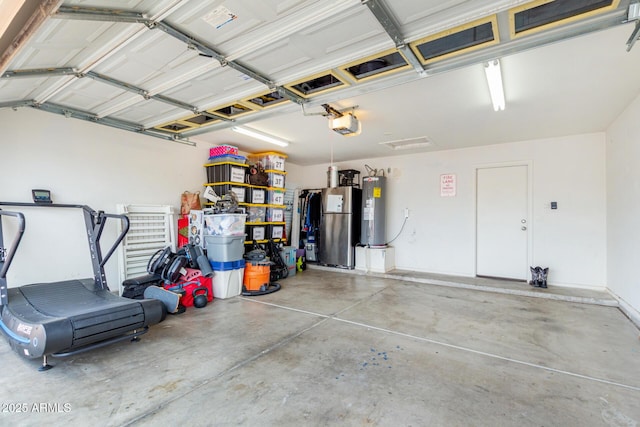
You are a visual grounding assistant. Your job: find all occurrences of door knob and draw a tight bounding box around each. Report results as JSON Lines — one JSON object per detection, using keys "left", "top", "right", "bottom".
{"left": 521, "top": 226, "right": 527, "bottom": 231}
{"left": 521, "top": 219, "right": 526, "bottom": 224}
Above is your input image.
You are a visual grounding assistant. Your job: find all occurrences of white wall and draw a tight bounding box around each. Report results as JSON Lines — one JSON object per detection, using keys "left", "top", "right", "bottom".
{"left": 0, "top": 108, "right": 210, "bottom": 288}
{"left": 0, "top": 108, "right": 610, "bottom": 292}
{"left": 287, "top": 133, "right": 607, "bottom": 288}
{"left": 606, "top": 93, "right": 640, "bottom": 319}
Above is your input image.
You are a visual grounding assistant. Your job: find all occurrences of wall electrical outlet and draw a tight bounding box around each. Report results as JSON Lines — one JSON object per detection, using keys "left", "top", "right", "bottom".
{"left": 404, "top": 208, "right": 410, "bottom": 218}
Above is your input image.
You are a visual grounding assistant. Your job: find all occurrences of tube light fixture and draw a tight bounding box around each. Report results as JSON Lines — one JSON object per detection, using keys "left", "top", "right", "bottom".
{"left": 231, "top": 126, "right": 289, "bottom": 147}
{"left": 484, "top": 59, "right": 505, "bottom": 111}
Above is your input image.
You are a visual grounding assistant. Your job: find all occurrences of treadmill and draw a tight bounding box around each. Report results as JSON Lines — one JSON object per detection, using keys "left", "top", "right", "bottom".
{"left": 0, "top": 202, "right": 166, "bottom": 370}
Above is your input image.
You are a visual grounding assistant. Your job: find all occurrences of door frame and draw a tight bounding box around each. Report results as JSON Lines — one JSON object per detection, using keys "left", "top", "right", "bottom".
{"left": 473, "top": 161, "right": 534, "bottom": 279}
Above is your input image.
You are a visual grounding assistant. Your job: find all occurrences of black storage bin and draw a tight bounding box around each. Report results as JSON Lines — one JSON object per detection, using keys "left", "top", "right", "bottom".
{"left": 205, "top": 162, "right": 248, "bottom": 184}
{"left": 207, "top": 183, "right": 248, "bottom": 203}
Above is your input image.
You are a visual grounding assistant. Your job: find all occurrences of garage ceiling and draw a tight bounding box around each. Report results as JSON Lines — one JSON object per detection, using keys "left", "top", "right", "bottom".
{"left": 1, "top": 0, "right": 639, "bottom": 165}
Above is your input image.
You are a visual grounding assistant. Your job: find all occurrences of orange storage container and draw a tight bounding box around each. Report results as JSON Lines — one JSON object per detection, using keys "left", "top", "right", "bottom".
{"left": 243, "top": 261, "right": 271, "bottom": 291}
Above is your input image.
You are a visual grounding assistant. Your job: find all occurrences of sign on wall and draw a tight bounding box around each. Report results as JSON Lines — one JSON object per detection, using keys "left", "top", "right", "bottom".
{"left": 440, "top": 174, "right": 456, "bottom": 197}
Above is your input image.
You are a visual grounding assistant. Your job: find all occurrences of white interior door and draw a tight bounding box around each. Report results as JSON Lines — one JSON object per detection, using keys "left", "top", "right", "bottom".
{"left": 476, "top": 165, "right": 528, "bottom": 280}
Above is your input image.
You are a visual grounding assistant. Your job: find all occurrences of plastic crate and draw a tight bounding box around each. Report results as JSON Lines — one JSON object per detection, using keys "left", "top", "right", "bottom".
{"left": 248, "top": 187, "right": 266, "bottom": 204}
{"left": 267, "top": 170, "right": 286, "bottom": 188}
{"left": 210, "top": 145, "right": 238, "bottom": 157}
{"left": 203, "top": 213, "right": 246, "bottom": 236}
{"left": 246, "top": 224, "right": 266, "bottom": 241}
{"left": 248, "top": 151, "right": 287, "bottom": 171}
{"left": 210, "top": 260, "right": 245, "bottom": 299}
{"left": 209, "top": 259, "right": 245, "bottom": 271}
{"left": 204, "top": 234, "right": 245, "bottom": 262}
{"left": 268, "top": 224, "right": 285, "bottom": 240}
{"left": 246, "top": 204, "right": 266, "bottom": 222}
{"left": 205, "top": 162, "right": 248, "bottom": 183}
{"left": 207, "top": 184, "right": 247, "bottom": 203}
{"left": 266, "top": 188, "right": 285, "bottom": 205}
{"left": 211, "top": 267, "right": 243, "bottom": 299}
{"left": 208, "top": 154, "right": 246, "bottom": 164}
{"left": 266, "top": 207, "right": 284, "bottom": 222}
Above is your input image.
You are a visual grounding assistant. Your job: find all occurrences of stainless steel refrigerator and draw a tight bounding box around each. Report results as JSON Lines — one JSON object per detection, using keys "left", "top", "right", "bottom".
{"left": 318, "top": 186, "right": 362, "bottom": 268}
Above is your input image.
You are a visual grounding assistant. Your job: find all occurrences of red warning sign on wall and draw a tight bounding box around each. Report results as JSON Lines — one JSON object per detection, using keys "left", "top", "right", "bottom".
{"left": 440, "top": 174, "right": 456, "bottom": 197}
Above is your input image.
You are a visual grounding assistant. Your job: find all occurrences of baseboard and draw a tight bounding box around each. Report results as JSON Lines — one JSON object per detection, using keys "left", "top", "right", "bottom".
{"left": 607, "top": 290, "right": 640, "bottom": 330}
{"left": 548, "top": 282, "right": 607, "bottom": 291}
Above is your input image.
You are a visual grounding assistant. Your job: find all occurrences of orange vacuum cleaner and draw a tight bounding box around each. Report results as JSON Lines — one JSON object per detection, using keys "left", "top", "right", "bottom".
{"left": 242, "top": 241, "right": 284, "bottom": 296}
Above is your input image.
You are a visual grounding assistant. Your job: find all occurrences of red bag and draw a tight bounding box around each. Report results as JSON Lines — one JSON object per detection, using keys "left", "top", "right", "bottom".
{"left": 164, "top": 276, "right": 213, "bottom": 307}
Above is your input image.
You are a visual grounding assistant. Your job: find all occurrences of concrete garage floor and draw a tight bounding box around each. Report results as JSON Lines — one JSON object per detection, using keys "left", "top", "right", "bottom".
{"left": 1, "top": 269, "right": 639, "bottom": 426}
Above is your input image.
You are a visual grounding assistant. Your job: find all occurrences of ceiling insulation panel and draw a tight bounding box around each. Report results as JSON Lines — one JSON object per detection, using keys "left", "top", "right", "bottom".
{"left": 107, "top": 97, "right": 185, "bottom": 126}
{"left": 161, "top": 65, "right": 266, "bottom": 108}
{"left": 166, "top": 0, "right": 314, "bottom": 48}
{"left": 47, "top": 77, "right": 131, "bottom": 112}
{"left": 382, "top": 0, "right": 471, "bottom": 26}
{"left": 237, "top": 6, "right": 387, "bottom": 83}
{"left": 90, "top": 30, "right": 206, "bottom": 89}
{"left": 9, "top": 18, "right": 138, "bottom": 70}
{"left": 167, "top": 0, "right": 359, "bottom": 61}
{"left": 0, "top": 76, "right": 64, "bottom": 102}
{"left": 62, "top": 0, "right": 181, "bottom": 17}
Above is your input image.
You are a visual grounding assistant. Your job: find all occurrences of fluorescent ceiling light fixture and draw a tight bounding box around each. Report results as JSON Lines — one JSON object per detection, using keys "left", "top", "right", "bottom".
{"left": 231, "top": 126, "right": 289, "bottom": 147}
{"left": 484, "top": 59, "right": 505, "bottom": 111}
{"left": 379, "top": 136, "right": 433, "bottom": 150}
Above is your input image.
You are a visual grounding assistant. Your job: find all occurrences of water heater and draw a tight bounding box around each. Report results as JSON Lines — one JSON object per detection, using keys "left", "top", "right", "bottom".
{"left": 361, "top": 176, "right": 386, "bottom": 246}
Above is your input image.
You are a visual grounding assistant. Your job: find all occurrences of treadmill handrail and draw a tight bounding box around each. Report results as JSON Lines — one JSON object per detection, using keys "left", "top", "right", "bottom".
{"left": 0, "top": 202, "right": 88, "bottom": 209}
{"left": 99, "top": 213, "right": 129, "bottom": 268}
{"left": 0, "top": 210, "right": 25, "bottom": 280}
{"left": 0, "top": 202, "right": 130, "bottom": 291}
